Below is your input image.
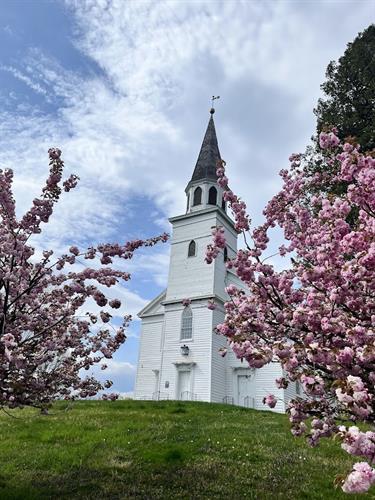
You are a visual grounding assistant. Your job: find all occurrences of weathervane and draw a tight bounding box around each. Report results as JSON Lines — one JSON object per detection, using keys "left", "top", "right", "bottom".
{"left": 210, "top": 95, "right": 220, "bottom": 114}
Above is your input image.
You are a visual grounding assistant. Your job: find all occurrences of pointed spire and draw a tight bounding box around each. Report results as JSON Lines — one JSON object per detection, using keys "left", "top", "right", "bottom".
{"left": 189, "top": 111, "right": 221, "bottom": 186}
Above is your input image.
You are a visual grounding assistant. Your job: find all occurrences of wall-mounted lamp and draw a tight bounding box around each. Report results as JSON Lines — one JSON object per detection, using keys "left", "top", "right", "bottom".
{"left": 181, "top": 344, "right": 189, "bottom": 356}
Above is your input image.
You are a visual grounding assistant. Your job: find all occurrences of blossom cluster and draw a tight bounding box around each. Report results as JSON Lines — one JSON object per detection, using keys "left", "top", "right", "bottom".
{"left": 263, "top": 394, "right": 277, "bottom": 408}
{"left": 342, "top": 463, "right": 375, "bottom": 494}
{"left": 0, "top": 149, "right": 168, "bottom": 409}
{"left": 101, "top": 393, "right": 119, "bottom": 401}
{"left": 208, "top": 130, "right": 375, "bottom": 493}
{"left": 217, "top": 160, "right": 250, "bottom": 233}
{"left": 205, "top": 227, "right": 226, "bottom": 264}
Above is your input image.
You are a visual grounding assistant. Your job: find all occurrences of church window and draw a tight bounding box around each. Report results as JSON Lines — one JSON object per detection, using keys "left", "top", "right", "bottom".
{"left": 181, "top": 306, "right": 193, "bottom": 340}
{"left": 186, "top": 193, "right": 190, "bottom": 211}
{"left": 188, "top": 240, "right": 196, "bottom": 257}
{"left": 224, "top": 247, "right": 228, "bottom": 262}
{"left": 221, "top": 197, "right": 226, "bottom": 211}
{"left": 208, "top": 186, "right": 217, "bottom": 205}
{"left": 193, "top": 186, "right": 202, "bottom": 206}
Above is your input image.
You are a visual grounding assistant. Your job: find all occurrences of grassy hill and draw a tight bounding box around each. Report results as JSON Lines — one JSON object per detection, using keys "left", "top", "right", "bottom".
{"left": 0, "top": 400, "right": 365, "bottom": 499}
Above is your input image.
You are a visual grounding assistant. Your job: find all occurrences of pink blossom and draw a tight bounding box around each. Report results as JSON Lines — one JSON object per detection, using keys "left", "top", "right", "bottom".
{"left": 319, "top": 131, "right": 340, "bottom": 149}
{"left": 275, "top": 377, "right": 288, "bottom": 389}
{"left": 205, "top": 227, "right": 226, "bottom": 264}
{"left": 102, "top": 393, "right": 119, "bottom": 401}
{"left": 342, "top": 462, "right": 375, "bottom": 494}
{"left": 100, "top": 311, "right": 111, "bottom": 323}
{"left": 48, "top": 147, "right": 61, "bottom": 159}
{"left": 207, "top": 300, "right": 216, "bottom": 310}
{"left": 225, "top": 284, "right": 238, "bottom": 296}
{"left": 69, "top": 246, "right": 79, "bottom": 256}
{"left": 263, "top": 394, "right": 277, "bottom": 408}
{"left": 109, "top": 299, "right": 121, "bottom": 309}
{"left": 347, "top": 375, "right": 365, "bottom": 392}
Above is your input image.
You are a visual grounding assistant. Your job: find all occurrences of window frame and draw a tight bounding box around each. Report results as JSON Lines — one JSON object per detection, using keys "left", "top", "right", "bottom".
{"left": 188, "top": 240, "right": 196, "bottom": 258}
{"left": 180, "top": 306, "right": 193, "bottom": 341}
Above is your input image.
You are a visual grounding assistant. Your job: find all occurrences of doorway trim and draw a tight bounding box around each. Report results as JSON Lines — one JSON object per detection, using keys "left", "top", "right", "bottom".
{"left": 174, "top": 362, "right": 196, "bottom": 400}
{"left": 232, "top": 367, "right": 256, "bottom": 406}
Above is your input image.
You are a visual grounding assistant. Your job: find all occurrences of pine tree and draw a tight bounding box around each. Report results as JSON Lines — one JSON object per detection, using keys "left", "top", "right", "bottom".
{"left": 314, "top": 24, "right": 375, "bottom": 153}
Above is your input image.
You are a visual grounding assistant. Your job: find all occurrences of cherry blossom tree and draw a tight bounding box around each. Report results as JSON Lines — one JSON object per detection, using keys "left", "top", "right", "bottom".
{"left": 0, "top": 148, "right": 168, "bottom": 410}
{"left": 207, "top": 131, "right": 375, "bottom": 493}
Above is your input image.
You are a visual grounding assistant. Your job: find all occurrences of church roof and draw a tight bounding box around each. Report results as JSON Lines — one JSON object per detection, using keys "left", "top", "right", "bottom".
{"left": 187, "top": 109, "right": 221, "bottom": 189}
{"left": 138, "top": 289, "right": 166, "bottom": 318}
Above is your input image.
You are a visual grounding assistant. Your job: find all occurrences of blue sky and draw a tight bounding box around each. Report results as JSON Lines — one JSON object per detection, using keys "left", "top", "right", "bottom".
{"left": 0, "top": 0, "right": 373, "bottom": 395}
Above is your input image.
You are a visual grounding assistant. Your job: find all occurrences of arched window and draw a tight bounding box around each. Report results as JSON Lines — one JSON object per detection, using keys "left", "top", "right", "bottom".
{"left": 208, "top": 186, "right": 217, "bottom": 205}
{"left": 193, "top": 186, "right": 202, "bottom": 206}
{"left": 221, "top": 198, "right": 226, "bottom": 211}
{"left": 224, "top": 247, "right": 228, "bottom": 262}
{"left": 181, "top": 306, "right": 193, "bottom": 340}
{"left": 188, "top": 240, "right": 196, "bottom": 257}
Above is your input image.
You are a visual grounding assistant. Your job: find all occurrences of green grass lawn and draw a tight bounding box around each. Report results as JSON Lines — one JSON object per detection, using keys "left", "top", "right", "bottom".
{"left": 0, "top": 400, "right": 366, "bottom": 499}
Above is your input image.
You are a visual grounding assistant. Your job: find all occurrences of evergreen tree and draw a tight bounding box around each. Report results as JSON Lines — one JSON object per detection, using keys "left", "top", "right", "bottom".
{"left": 314, "top": 24, "right": 375, "bottom": 153}
{"left": 300, "top": 25, "right": 375, "bottom": 215}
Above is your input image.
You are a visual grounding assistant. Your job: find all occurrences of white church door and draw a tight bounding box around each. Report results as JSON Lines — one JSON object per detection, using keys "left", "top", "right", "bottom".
{"left": 178, "top": 370, "right": 191, "bottom": 400}
{"left": 237, "top": 373, "right": 256, "bottom": 408}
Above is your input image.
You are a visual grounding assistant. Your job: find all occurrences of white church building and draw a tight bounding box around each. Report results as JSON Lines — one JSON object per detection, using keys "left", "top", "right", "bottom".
{"left": 134, "top": 109, "right": 297, "bottom": 413}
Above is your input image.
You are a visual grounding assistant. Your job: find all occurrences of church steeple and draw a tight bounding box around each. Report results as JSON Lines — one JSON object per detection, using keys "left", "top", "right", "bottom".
{"left": 188, "top": 109, "right": 221, "bottom": 187}
{"left": 185, "top": 109, "right": 227, "bottom": 214}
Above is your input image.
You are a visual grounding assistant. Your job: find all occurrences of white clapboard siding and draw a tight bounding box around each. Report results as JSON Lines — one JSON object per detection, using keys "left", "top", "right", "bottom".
{"left": 224, "top": 349, "right": 286, "bottom": 413}
{"left": 167, "top": 209, "right": 238, "bottom": 302}
{"left": 210, "top": 307, "right": 227, "bottom": 402}
{"left": 159, "top": 301, "right": 213, "bottom": 402}
{"left": 134, "top": 316, "right": 163, "bottom": 399}
{"left": 166, "top": 212, "right": 217, "bottom": 302}
{"left": 283, "top": 373, "right": 300, "bottom": 410}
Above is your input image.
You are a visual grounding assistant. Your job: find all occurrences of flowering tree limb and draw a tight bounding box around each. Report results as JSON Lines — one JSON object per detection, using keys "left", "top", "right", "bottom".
{"left": 207, "top": 131, "right": 375, "bottom": 494}
{"left": 0, "top": 148, "right": 168, "bottom": 409}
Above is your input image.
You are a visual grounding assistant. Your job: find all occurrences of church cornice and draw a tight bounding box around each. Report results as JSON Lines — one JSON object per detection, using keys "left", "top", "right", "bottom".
{"left": 184, "top": 177, "right": 227, "bottom": 193}
{"left": 173, "top": 361, "right": 197, "bottom": 368}
{"left": 169, "top": 206, "right": 236, "bottom": 231}
{"left": 162, "top": 293, "right": 226, "bottom": 307}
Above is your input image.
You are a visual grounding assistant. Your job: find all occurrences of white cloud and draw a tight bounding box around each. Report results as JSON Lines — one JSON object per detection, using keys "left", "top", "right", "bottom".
{"left": 87, "top": 359, "right": 137, "bottom": 396}
{"left": 117, "top": 391, "right": 134, "bottom": 399}
{"left": 99, "top": 359, "right": 136, "bottom": 377}
{"left": 127, "top": 248, "right": 171, "bottom": 288}
{"left": 1, "top": 0, "right": 373, "bottom": 291}
{"left": 1, "top": 0, "right": 372, "bottom": 395}
{"left": 0, "top": 65, "right": 50, "bottom": 97}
